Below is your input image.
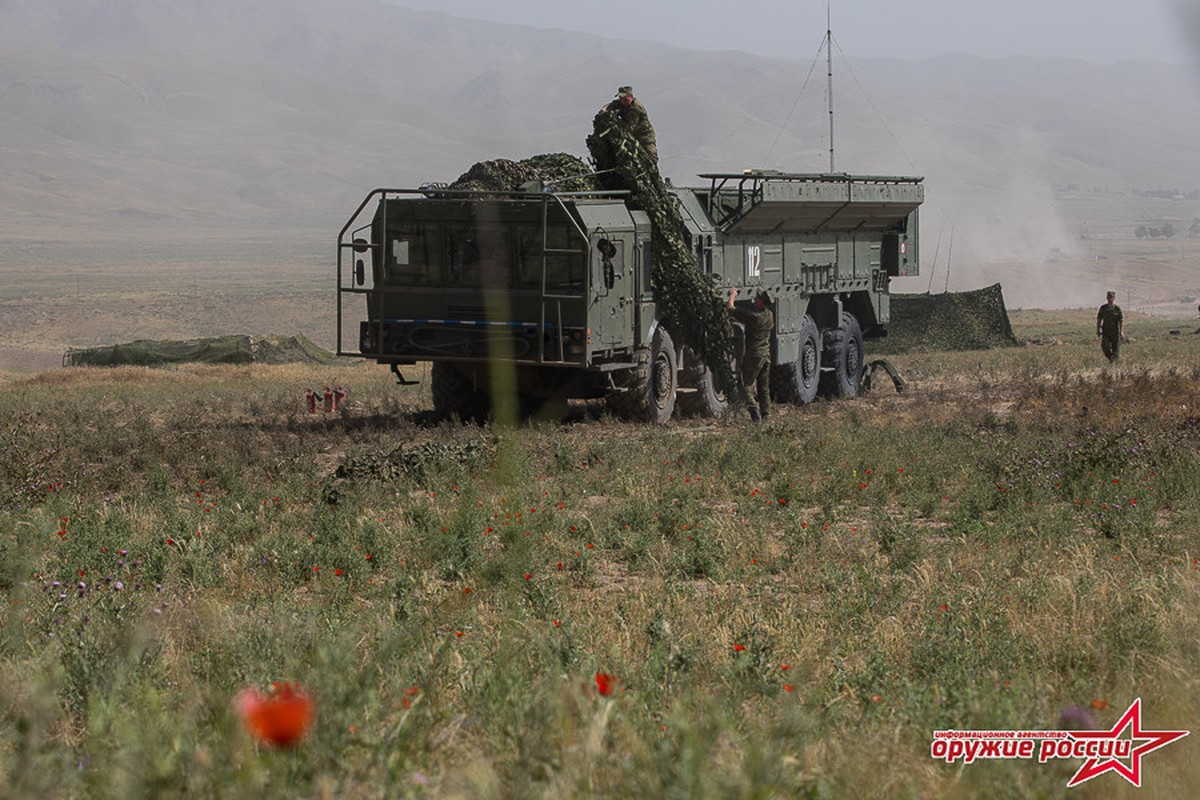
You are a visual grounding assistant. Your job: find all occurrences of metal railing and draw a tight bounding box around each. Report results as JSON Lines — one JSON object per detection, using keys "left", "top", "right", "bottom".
{"left": 336, "top": 188, "right": 628, "bottom": 364}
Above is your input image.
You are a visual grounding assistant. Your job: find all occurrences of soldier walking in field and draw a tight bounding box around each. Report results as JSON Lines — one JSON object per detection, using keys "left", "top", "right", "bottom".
{"left": 1096, "top": 290, "right": 1125, "bottom": 363}
{"left": 601, "top": 86, "right": 658, "bottom": 163}
{"left": 728, "top": 287, "right": 774, "bottom": 422}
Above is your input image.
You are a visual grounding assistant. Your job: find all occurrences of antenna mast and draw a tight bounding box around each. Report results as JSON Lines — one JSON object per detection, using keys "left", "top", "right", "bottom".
{"left": 826, "top": 1, "right": 834, "bottom": 172}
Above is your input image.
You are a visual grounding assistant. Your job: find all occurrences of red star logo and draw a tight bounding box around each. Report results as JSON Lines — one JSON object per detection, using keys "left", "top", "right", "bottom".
{"left": 1067, "top": 698, "right": 1189, "bottom": 787}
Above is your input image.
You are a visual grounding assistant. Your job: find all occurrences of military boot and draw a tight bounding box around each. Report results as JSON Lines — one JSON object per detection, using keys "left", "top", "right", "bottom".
{"left": 748, "top": 407, "right": 761, "bottom": 424}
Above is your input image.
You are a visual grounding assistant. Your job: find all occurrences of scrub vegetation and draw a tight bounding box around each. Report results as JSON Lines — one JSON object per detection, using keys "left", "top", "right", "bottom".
{"left": 1, "top": 312, "right": 1198, "bottom": 799}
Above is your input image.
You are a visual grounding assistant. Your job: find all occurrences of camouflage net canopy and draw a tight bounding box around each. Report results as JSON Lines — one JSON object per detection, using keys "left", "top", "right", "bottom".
{"left": 886, "top": 284, "right": 1021, "bottom": 352}
{"left": 447, "top": 153, "right": 601, "bottom": 193}
{"left": 585, "top": 111, "right": 738, "bottom": 397}
{"left": 62, "top": 335, "right": 336, "bottom": 367}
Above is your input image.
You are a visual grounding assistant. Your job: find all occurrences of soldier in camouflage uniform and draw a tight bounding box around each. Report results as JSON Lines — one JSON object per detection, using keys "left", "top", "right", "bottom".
{"left": 728, "top": 287, "right": 774, "bottom": 422}
{"left": 1096, "top": 290, "right": 1125, "bottom": 363}
{"left": 602, "top": 86, "right": 658, "bottom": 162}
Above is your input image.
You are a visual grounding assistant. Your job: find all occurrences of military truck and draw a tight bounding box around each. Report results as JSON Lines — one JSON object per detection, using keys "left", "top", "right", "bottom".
{"left": 335, "top": 170, "right": 922, "bottom": 422}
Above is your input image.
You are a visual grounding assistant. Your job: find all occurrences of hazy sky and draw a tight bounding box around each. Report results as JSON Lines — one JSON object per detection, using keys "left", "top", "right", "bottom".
{"left": 390, "top": 0, "right": 1197, "bottom": 65}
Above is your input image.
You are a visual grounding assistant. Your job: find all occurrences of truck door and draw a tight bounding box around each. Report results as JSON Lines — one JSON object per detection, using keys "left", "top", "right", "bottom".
{"left": 589, "top": 234, "right": 633, "bottom": 347}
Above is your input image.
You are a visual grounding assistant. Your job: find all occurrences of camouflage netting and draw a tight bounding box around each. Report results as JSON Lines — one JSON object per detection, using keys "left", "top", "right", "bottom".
{"left": 886, "top": 284, "right": 1021, "bottom": 352}
{"left": 334, "top": 438, "right": 495, "bottom": 484}
{"left": 62, "top": 334, "right": 336, "bottom": 367}
{"left": 447, "top": 153, "right": 601, "bottom": 193}
{"left": 586, "top": 111, "right": 738, "bottom": 397}
{"left": 323, "top": 437, "right": 495, "bottom": 504}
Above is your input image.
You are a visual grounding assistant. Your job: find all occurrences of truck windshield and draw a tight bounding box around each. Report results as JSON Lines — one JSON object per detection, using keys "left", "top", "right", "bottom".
{"left": 515, "top": 224, "right": 584, "bottom": 292}
{"left": 446, "top": 224, "right": 509, "bottom": 286}
{"left": 383, "top": 220, "right": 584, "bottom": 292}
{"left": 386, "top": 224, "right": 438, "bottom": 286}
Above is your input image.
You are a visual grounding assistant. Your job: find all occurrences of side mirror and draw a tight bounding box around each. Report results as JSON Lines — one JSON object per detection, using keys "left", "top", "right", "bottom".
{"left": 596, "top": 238, "right": 617, "bottom": 290}
{"left": 355, "top": 259, "right": 365, "bottom": 286}
{"left": 352, "top": 237, "right": 370, "bottom": 254}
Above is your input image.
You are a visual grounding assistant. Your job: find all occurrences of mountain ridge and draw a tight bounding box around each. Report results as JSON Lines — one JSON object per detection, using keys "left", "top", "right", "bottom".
{"left": 2, "top": 0, "right": 1199, "bottom": 308}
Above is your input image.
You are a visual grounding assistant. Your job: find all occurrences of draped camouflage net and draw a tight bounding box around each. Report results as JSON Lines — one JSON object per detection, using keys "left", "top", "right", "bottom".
{"left": 885, "top": 283, "right": 1021, "bottom": 352}
{"left": 585, "top": 111, "right": 739, "bottom": 398}
{"left": 447, "top": 153, "right": 601, "bottom": 193}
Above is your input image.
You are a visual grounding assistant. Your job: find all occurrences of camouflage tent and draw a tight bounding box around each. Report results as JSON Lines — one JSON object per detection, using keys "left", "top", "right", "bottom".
{"left": 886, "top": 284, "right": 1021, "bottom": 352}
{"left": 63, "top": 334, "right": 335, "bottom": 367}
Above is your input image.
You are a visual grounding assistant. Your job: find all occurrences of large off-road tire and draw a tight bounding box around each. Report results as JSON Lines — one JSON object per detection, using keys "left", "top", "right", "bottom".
{"left": 771, "top": 314, "right": 821, "bottom": 405}
{"left": 431, "top": 362, "right": 490, "bottom": 421}
{"left": 677, "top": 345, "right": 729, "bottom": 419}
{"left": 607, "top": 326, "right": 678, "bottom": 424}
{"left": 818, "top": 312, "right": 864, "bottom": 399}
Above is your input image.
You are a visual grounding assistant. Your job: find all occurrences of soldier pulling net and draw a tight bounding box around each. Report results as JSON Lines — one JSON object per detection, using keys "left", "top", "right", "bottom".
{"left": 586, "top": 109, "right": 739, "bottom": 400}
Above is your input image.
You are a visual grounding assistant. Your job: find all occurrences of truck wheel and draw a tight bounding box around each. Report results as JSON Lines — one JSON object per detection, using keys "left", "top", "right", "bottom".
{"left": 608, "top": 326, "right": 677, "bottom": 423}
{"left": 819, "top": 312, "right": 864, "bottom": 399}
{"left": 677, "top": 345, "right": 729, "bottom": 419}
{"left": 431, "top": 362, "right": 490, "bottom": 421}
{"left": 771, "top": 314, "right": 821, "bottom": 405}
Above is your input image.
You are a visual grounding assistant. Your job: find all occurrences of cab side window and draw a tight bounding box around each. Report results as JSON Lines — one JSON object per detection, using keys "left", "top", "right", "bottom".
{"left": 387, "top": 224, "right": 438, "bottom": 285}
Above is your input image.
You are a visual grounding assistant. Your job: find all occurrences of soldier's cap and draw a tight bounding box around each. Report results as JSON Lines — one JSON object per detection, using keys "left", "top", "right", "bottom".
{"left": 616, "top": 86, "right": 634, "bottom": 97}
{"left": 756, "top": 289, "right": 774, "bottom": 303}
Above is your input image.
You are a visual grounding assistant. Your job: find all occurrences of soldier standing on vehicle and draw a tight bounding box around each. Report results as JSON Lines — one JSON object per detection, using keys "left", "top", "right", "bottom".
{"left": 1096, "top": 290, "right": 1125, "bottom": 363}
{"left": 602, "top": 86, "right": 658, "bottom": 162}
{"left": 728, "top": 287, "right": 774, "bottom": 422}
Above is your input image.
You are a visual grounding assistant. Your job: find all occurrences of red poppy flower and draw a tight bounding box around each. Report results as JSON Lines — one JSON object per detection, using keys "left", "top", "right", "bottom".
{"left": 235, "top": 682, "right": 315, "bottom": 747}
{"left": 732, "top": 643, "right": 746, "bottom": 652}
{"left": 595, "top": 672, "right": 616, "bottom": 696}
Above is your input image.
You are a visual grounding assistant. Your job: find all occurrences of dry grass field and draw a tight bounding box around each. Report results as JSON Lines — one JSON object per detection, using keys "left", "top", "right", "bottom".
{"left": 2, "top": 290, "right": 1199, "bottom": 797}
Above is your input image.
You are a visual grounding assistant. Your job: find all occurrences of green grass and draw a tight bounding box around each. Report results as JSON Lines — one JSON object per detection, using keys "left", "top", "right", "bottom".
{"left": 2, "top": 323, "right": 1199, "bottom": 798}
